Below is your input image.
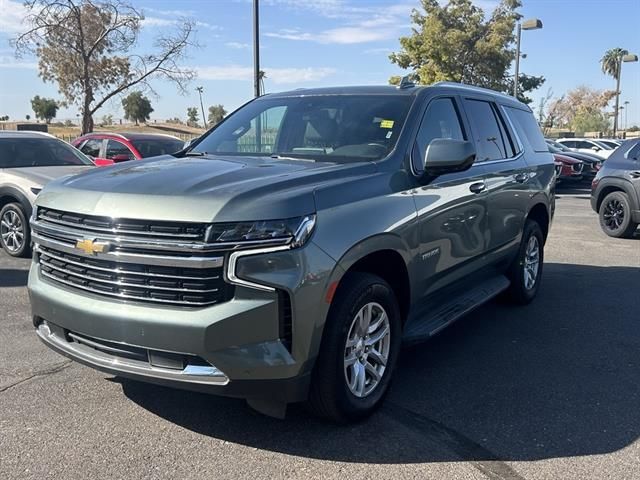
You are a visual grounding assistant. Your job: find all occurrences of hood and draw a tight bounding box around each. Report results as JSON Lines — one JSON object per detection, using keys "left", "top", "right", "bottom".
{"left": 553, "top": 154, "right": 581, "bottom": 165}
{"left": 558, "top": 151, "right": 602, "bottom": 164}
{"left": 36, "top": 154, "right": 377, "bottom": 222}
{"left": 8, "top": 165, "right": 94, "bottom": 187}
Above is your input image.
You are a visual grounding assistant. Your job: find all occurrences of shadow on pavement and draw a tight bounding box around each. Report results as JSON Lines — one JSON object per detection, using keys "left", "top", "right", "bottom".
{"left": 121, "top": 262, "right": 640, "bottom": 464}
{"left": 0, "top": 269, "right": 29, "bottom": 287}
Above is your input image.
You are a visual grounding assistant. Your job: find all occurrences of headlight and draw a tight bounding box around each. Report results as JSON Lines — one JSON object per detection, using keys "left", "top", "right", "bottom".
{"left": 207, "top": 214, "right": 316, "bottom": 247}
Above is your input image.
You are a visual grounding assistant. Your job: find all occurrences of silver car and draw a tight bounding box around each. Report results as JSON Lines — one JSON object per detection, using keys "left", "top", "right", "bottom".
{"left": 0, "top": 131, "right": 93, "bottom": 257}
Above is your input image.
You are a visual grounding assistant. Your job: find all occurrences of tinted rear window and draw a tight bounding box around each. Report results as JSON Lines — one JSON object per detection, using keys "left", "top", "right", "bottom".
{"left": 0, "top": 137, "right": 93, "bottom": 168}
{"left": 131, "top": 139, "right": 184, "bottom": 158}
{"left": 504, "top": 107, "right": 548, "bottom": 153}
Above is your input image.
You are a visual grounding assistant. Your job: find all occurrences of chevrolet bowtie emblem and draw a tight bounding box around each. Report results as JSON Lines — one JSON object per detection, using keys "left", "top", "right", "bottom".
{"left": 75, "top": 239, "right": 109, "bottom": 255}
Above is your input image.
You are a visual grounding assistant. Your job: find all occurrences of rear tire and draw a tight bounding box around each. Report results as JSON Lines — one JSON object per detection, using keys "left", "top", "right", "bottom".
{"left": 504, "top": 219, "right": 544, "bottom": 305}
{"left": 599, "top": 191, "right": 638, "bottom": 239}
{"left": 0, "top": 203, "right": 31, "bottom": 258}
{"left": 308, "top": 272, "right": 401, "bottom": 423}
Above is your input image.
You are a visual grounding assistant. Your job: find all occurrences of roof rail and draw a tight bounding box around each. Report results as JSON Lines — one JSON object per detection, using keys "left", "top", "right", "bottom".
{"left": 433, "top": 81, "right": 518, "bottom": 102}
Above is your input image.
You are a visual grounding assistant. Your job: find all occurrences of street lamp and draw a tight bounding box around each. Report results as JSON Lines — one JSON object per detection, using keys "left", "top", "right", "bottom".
{"left": 253, "top": 0, "right": 261, "bottom": 98}
{"left": 513, "top": 18, "right": 543, "bottom": 98}
{"left": 613, "top": 53, "right": 638, "bottom": 137}
{"left": 196, "top": 86, "right": 206, "bottom": 129}
{"left": 624, "top": 101, "right": 630, "bottom": 131}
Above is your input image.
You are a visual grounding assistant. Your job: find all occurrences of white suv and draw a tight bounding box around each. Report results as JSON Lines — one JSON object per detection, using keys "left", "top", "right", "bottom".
{"left": 556, "top": 138, "right": 615, "bottom": 159}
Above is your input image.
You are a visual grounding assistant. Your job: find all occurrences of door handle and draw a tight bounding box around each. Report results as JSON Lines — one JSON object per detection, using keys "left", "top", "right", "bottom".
{"left": 513, "top": 172, "right": 529, "bottom": 183}
{"left": 630, "top": 171, "right": 640, "bottom": 179}
{"left": 469, "top": 182, "right": 486, "bottom": 194}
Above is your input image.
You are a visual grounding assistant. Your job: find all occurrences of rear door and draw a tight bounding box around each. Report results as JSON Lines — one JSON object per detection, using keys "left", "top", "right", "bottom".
{"left": 463, "top": 97, "right": 531, "bottom": 255}
{"left": 411, "top": 95, "right": 489, "bottom": 300}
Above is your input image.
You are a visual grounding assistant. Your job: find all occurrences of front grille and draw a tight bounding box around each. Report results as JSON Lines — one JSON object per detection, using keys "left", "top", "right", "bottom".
{"left": 38, "top": 207, "right": 207, "bottom": 242}
{"left": 37, "top": 245, "right": 232, "bottom": 307}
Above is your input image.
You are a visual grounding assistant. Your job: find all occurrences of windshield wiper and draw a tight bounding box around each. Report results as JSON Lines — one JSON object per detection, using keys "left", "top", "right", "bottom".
{"left": 183, "top": 151, "right": 207, "bottom": 156}
{"left": 270, "top": 154, "right": 316, "bottom": 162}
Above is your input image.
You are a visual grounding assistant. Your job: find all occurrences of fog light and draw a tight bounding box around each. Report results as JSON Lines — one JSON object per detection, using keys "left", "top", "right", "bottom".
{"left": 182, "top": 364, "right": 226, "bottom": 378}
{"left": 39, "top": 320, "right": 51, "bottom": 336}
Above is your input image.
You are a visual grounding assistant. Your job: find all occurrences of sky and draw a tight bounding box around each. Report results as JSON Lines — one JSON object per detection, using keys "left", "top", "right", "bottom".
{"left": 0, "top": 0, "right": 639, "bottom": 127}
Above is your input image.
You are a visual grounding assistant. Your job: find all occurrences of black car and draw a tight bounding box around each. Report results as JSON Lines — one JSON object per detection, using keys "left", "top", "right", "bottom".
{"left": 591, "top": 139, "right": 640, "bottom": 238}
{"left": 546, "top": 139, "right": 602, "bottom": 180}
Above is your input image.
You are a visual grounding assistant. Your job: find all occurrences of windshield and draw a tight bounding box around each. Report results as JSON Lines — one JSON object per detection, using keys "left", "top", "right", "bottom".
{"left": 131, "top": 139, "right": 185, "bottom": 158}
{"left": 190, "top": 95, "right": 414, "bottom": 163}
{"left": 547, "top": 140, "right": 569, "bottom": 152}
{"left": 592, "top": 140, "right": 613, "bottom": 150}
{"left": 598, "top": 140, "right": 619, "bottom": 149}
{"left": 0, "top": 137, "right": 93, "bottom": 168}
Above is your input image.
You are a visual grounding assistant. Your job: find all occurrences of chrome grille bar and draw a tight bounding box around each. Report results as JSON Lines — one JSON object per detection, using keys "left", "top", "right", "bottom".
{"left": 39, "top": 256, "right": 220, "bottom": 293}
{"left": 40, "top": 269, "right": 218, "bottom": 306}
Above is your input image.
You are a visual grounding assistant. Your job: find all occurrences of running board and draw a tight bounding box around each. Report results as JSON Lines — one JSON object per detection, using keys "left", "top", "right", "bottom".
{"left": 403, "top": 275, "right": 510, "bottom": 343}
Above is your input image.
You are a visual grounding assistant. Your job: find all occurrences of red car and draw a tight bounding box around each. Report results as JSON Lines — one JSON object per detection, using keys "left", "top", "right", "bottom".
{"left": 553, "top": 153, "right": 584, "bottom": 183}
{"left": 72, "top": 133, "right": 185, "bottom": 166}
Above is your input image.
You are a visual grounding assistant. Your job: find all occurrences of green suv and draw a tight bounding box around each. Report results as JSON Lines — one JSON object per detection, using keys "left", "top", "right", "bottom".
{"left": 29, "top": 82, "right": 555, "bottom": 422}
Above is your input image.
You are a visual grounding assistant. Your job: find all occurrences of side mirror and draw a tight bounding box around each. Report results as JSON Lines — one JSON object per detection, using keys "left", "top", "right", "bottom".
{"left": 424, "top": 138, "right": 476, "bottom": 175}
{"left": 591, "top": 146, "right": 601, "bottom": 152}
{"left": 110, "top": 154, "right": 132, "bottom": 162}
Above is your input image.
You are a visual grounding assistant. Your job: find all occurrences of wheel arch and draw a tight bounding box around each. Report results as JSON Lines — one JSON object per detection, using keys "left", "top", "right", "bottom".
{"left": 327, "top": 234, "right": 413, "bottom": 326}
{"left": 596, "top": 178, "right": 639, "bottom": 212}
{"left": 526, "top": 202, "right": 550, "bottom": 242}
{"left": 0, "top": 186, "right": 33, "bottom": 218}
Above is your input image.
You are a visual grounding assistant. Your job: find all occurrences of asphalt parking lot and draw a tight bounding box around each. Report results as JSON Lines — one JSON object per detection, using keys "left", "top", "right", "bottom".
{"left": 1, "top": 186, "right": 639, "bottom": 480}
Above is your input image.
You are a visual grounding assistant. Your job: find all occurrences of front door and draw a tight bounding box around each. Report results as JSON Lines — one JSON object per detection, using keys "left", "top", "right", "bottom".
{"left": 411, "top": 96, "right": 489, "bottom": 301}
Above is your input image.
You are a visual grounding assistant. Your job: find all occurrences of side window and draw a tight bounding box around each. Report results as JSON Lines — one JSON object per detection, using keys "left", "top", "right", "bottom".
{"left": 218, "top": 106, "right": 287, "bottom": 154}
{"left": 79, "top": 139, "right": 102, "bottom": 157}
{"left": 580, "top": 141, "right": 596, "bottom": 149}
{"left": 105, "top": 140, "right": 135, "bottom": 160}
{"left": 464, "top": 99, "right": 509, "bottom": 161}
{"left": 503, "top": 106, "right": 548, "bottom": 153}
{"left": 562, "top": 140, "right": 576, "bottom": 148}
{"left": 413, "top": 97, "right": 465, "bottom": 171}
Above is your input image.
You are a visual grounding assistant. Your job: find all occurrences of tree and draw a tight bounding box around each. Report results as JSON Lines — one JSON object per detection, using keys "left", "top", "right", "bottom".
{"left": 26, "top": 114, "right": 31, "bottom": 121}
{"left": 122, "top": 91, "right": 153, "bottom": 125}
{"left": 545, "top": 86, "right": 616, "bottom": 134}
{"left": 208, "top": 104, "right": 227, "bottom": 127}
{"left": 572, "top": 111, "right": 609, "bottom": 135}
{"left": 0, "top": 115, "right": 9, "bottom": 121}
{"left": 14, "top": 0, "right": 196, "bottom": 135}
{"left": 100, "top": 114, "right": 113, "bottom": 126}
{"left": 167, "top": 117, "right": 183, "bottom": 124}
{"left": 30, "top": 95, "right": 59, "bottom": 123}
{"left": 187, "top": 107, "right": 199, "bottom": 127}
{"left": 389, "top": 0, "right": 543, "bottom": 103}
{"left": 601, "top": 48, "right": 628, "bottom": 81}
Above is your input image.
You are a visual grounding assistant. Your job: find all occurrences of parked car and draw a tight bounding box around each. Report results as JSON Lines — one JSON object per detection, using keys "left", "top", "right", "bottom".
{"left": 553, "top": 153, "right": 584, "bottom": 183}
{"left": 29, "top": 82, "right": 555, "bottom": 422}
{"left": 0, "top": 131, "right": 94, "bottom": 257}
{"left": 546, "top": 140, "right": 601, "bottom": 180}
{"left": 72, "top": 132, "right": 185, "bottom": 166}
{"left": 591, "top": 138, "right": 640, "bottom": 238}
{"left": 598, "top": 139, "right": 622, "bottom": 149}
{"left": 556, "top": 138, "right": 615, "bottom": 159}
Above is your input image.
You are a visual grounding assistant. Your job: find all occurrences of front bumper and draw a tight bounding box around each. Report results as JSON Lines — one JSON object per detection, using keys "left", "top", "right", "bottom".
{"left": 28, "top": 241, "right": 337, "bottom": 403}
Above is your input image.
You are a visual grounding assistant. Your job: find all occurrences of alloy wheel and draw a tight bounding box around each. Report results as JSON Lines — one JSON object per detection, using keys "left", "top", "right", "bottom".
{"left": 343, "top": 302, "right": 391, "bottom": 398}
{"left": 603, "top": 199, "right": 625, "bottom": 231}
{"left": 523, "top": 235, "right": 540, "bottom": 290}
{"left": 0, "top": 210, "right": 24, "bottom": 253}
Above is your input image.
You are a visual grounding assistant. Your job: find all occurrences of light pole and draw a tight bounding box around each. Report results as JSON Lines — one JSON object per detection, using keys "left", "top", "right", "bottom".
{"left": 513, "top": 18, "right": 543, "bottom": 98}
{"left": 196, "top": 86, "right": 206, "bottom": 129}
{"left": 613, "top": 53, "right": 638, "bottom": 138}
{"left": 253, "top": 0, "right": 261, "bottom": 98}
{"left": 624, "top": 100, "right": 630, "bottom": 131}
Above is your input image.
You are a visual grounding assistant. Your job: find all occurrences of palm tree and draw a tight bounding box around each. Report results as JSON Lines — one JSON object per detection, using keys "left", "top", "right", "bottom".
{"left": 601, "top": 48, "right": 628, "bottom": 81}
{"left": 258, "top": 70, "right": 267, "bottom": 96}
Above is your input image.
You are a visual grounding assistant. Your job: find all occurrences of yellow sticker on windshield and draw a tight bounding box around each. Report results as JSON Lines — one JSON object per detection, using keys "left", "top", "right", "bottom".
{"left": 380, "top": 119, "right": 394, "bottom": 129}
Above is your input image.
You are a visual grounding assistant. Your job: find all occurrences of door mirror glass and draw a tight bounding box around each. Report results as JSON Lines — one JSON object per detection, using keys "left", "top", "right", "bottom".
{"left": 424, "top": 138, "right": 476, "bottom": 174}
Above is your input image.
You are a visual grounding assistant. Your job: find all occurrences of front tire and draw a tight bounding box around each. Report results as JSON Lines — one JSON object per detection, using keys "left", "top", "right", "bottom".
{"left": 599, "top": 191, "right": 638, "bottom": 239}
{"left": 0, "top": 203, "right": 31, "bottom": 258}
{"left": 505, "top": 219, "right": 544, "bottom": 305}
{"left": 308, "top": 272, "right": 401, "bottom": 423}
